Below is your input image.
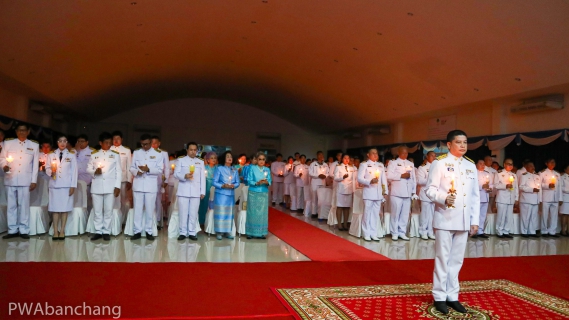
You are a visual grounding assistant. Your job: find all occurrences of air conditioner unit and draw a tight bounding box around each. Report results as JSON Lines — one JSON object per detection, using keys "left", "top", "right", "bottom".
{"left": 510, "top": 94, "right": 564, "bottom": 114}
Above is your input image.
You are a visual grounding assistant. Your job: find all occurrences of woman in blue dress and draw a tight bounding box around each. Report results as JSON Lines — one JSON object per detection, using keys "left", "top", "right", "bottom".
{"left": 198, "top": 152, "right": 217, "bottom": 225}
{"left": 246, "top": 152, "right": 272, "bottom": 239}
{"left": 212, "top": 151, "right": 239, "bottom": 240}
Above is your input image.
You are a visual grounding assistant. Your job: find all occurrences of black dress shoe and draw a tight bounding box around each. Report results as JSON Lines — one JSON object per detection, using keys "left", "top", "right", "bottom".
{"left": 259, "top": 235, "right": 266, "bottom": 239}
{"left": 102, "top": 234, "right": 111, "bottom": 241}
{"left": 446, "top": 301, "right": 467, "bottom": 313}
{"left": 91, "top": 234, "right": 103, "bottom": 241}
{"left": 130, "top": 233, "right": 141, "bottom": 240}
{"left": 19, "top": 233, "right": 30, "bottom": 239}
{"left": 478, "top": 234, "right": 489, "bottom": 239}
{"left": 433, "top": 301, "right": 448, "bottom": 315}
{"left": 549, "top": 234, "right": 559, "bottom": 238}
{"left": 470, "top": 234, "right": 478, "bottom": 239}
{"left": 2, "top": 233, "right": 20, "bottom": 239}
{"left": 311, "top": 214, "right": 318, "bottom": 219}
{"left": 521, "top": 234, "right": 529, "bottom": 238}
{"left": 246, "top": 236, "right": 252, "bottom": 239}
{"left": 504, "top": 234, "right": 513, "bottom": 239}
{"left": 177, "top": 235, "right": 186, "bottom": 240}
{"left": 497, "top": 234, "right": 504, "bottom": 238}
{"left": 146, "top": 233, "right": 155, "bottom": 240}
{"left": 272, "top": 202, "right": 276, "bottom": 206}
{"left": 188, "top": 235, "right": 198, "bottom": 241}
{"left": 529, "top": 234, "right": 539, "bottom": 238}
{"left": 542, "top": 234, "right": 549, "bottom": 237}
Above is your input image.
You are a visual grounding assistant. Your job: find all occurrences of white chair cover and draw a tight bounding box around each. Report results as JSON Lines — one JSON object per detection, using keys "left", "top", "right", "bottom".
{"left": 408, "top": 213, "right": 420, "bottom": 237}
{"left": 327, "top": 183, "right": 338, "bottom": 225}
{"left": 0, "top": 176, "right": 7, "bottom": 234}
{"left": 49, "top": 180, "right": 89, "bottom": 236}
{"left": 317, "top": 187, "right": 333, "bottom": 220}
{"left": 383, "top": 212, "right": 391, "bottom": 235}
{"left": 511, "top": 213, "right": 521, "bottom": 234}
{"left": 29, "top": 175, "right": 50, "bottom": 235}
{"left": 0, "top": 176, "right": 7, "bottom": 205}
{"left": 236, "top": 186, "right": 248, "bottom": 236}
{"left": 204, "top": 186, "right": 216, "bottom": 235}
{"left": 167, "top": 181, "right": 180, "bottom": 238}
{"left": 484, "top": 213, "right": 497, "bottom": 235}
{"left": 123, "top": 208, "right": 158, "bottom": 236}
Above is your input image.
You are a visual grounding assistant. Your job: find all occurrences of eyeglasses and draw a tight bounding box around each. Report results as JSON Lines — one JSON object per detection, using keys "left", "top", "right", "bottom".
{"left": 57, "top": 140, "right": 68, "bottom": 143}
{"left": 258, "top": 158, "right": 266, "bottom": 161}
{"left": 504, "top": 163, "right": 513, "bottom": 166}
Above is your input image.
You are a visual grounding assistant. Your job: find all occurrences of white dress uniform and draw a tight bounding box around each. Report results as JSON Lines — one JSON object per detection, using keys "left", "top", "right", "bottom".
{"left": 494, "top": 169, "right": 519, "bottom": 236}
{"left": 334, "top": 164, "right": 356, "bottom": 207}
{"left": 0, "top": 138, "right": 39, "bottom": 235}
{"left": 357, "top": 160, "right": 388, "bottom": 239}
{"left": 560, "top": 173, "right": 569, "bottom": 214}
{"left": 425, "top": 153, "right": 480, "bottom": 302}
{"left": 519, "top": 172, "right": 541, "bottom": 235}
{"left": 328, "top": 161, "right": 341, "bottom": 218}
{"left": 130, "top": 148, "right": 163, "bottom": 236}
{"left": 38, "top": 151, "right": 50, "bottom": 179}
{"left": 387, "top": 158, "right": 417, "bottom": 238}
{"left": 174, "top": 156, "right": 206, "bottom": 237}
{"left": 476, "top": 169, "right": 493, "bottom": 235}
{"left": 283, "top": 163, "right": 296, "bottom": 209}
{"left": 45, "top": 149, "right": 78, "bottom": 212}
{"left": 167, "top": 159, "right": 177, "bottom": 202}
{"left": 539, "top": 168, "right": 562, "bottom": 235}
{"left": 271, "top": 161, "right": 286, "bottom": 204}
{"left": 309, "top": 161, "right": 329, "bottom": 217}
{"left": 516, "top": 166, "right": 527, "bottom": 185}
{"left": 111, "top": 144, "right": 132, "bottom": 216}
{"left": 485, "top": 166, "right": 498, "bottom": 211}
{"left": 87, "top": 149, "right": 122, "bottom": 235}
{"left": 417, "top": 161, "right": 435, "bottom": 238}
{"left": 155, "top": 149, "right": 170, "bottom": 224}
{"left": 294, "top": 164, "right": 310, "bottom": 213}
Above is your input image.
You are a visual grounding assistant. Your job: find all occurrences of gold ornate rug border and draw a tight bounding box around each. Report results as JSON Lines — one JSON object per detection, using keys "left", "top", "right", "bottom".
{"left": 275, "top": 279, "right": 569, "bottom": 320}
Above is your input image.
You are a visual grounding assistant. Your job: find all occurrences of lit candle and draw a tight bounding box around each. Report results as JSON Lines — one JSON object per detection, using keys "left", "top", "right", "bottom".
{"left": 485, "top": 175, "right": 489, "bottom": 184}
{"left": 171, "top": 163, "right": 175, "bottom": 171}
{"left": 205, "top": 170, "right": 207, "bottom": 176}
{"left": 509, "top": 176, "right": 514, "bottom": 190}
{"left": 51, "top": 160, "right": 57, "bottom": 180}
{"left": 406, "top": 166, "right": 412, "bottom": 172}
{"left": 551, "top": 176, "right": 556, "bottom": 184}
{"left": 264, "top": 171, "right": 268, "bottom": 179}
{"left": 190, "top": 164, "right": 195, "bottom": 173}
{"left": 6, "top": 155, "right": 13, "bottom": 163}
{"left": 279, "top": 170, "right": 283, "bottom": 175}
{"left": 450, "top": 174, "right": 455, "bottom": 190}
{"left": 375, "top": 170, "right": 380, "bottom": 179}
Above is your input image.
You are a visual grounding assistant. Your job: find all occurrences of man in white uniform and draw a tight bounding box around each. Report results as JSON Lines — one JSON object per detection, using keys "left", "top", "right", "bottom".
{"left": 0, "top": 124, "right": 39, "bottom": 239}
{"left": 87, "top": 132, "right": 121, "bottom": 241}
{"left": 357, "top": 148, "right": 388, "bottom": 241}
{"left": 174, "top": 142, "right": 205, "bottom": 240}
{"left": 111, "top": 131, "right": 132, "bottom": 219}
{"left": 425, "top": 130, "right": 479, "bottom": 315}
{"left": 519, "top": 162, "right": 541, "bottom": 237}
{"left": 494, "top": 158, "right": 518, "bottom": 239}
{"left": 38, "top": 140, "right": 52, "bottom": 179}
{"left": 484, "top": 155, "right": 498, "bottom": 212}
{"left": 516, "top": 159, "right": 529, "bottom": 184}
{"left": 294, "top": 155, "right": 310, "bottom": 215}
{"left": 75, "top": 134, "right": 96, "bottom": 211}
{"left": 151, "top": 136, "right": 170, "bottom": 228}
{"left": 309, "top": 151, "right": 329, "bottom": 218}
{"left": 417, "top": 151, "right": 436, "bottom": 240}
{"left": 270, "top": 153, "right": 286, "bottom": 206}
{"left": 387, "top": 146, "right": 417, "bottom": 241}
{"left": 473, "top": 159, "right": 492, "bottom": 239}
{"left": 539, "top": 158, "right": 562, "bottom": 237}
{"left": 328, "top": 152, "right": 342, "bottom": 219}
{"left": 130, "top": 134, "right": 163, "bottom": 240}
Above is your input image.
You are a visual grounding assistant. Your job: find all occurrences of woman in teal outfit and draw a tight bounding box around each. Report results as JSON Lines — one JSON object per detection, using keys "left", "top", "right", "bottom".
{"left": 246, "top": 152, "right": 272, "bottom": 239}
{"left": 198, "top": 152, "right": 217, "bottom": 225}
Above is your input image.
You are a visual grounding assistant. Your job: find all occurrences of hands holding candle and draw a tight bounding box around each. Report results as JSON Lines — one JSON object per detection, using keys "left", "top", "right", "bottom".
{"left": 549, "top": 175, "right": 556, "bottom": 189}
{"left": 371, "top": 169, "right": 380, "bottom": 184}
{"left": 507, "top": 176, "right": 514, "bottom": 190}
{"left": 446, "top": 173, "right": 457, "bottom": 208}
{"left": 4, "top": 155, "right": 14, "bottom": 173}
{"left": 51, "top": 160, "right": 57, "bottom": 180}
{"left": 95, "top": 163, "right": 104, "bottom": 175}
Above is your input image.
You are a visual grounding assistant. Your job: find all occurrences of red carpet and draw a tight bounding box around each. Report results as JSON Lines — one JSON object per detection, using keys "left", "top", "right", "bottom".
{"left": 267, "top": 208, "right": 389, "bottom": 261}
{"left": 1, "top": 256, "right": 569, "bottom": 319}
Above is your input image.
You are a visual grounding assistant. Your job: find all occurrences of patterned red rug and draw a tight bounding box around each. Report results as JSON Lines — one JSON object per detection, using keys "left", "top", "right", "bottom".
{"left": 274, "top": 280, "right": 569, "bottom": 319}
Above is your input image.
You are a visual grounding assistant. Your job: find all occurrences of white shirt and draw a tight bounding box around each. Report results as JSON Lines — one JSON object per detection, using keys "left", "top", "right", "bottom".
{"left": 0, "top": 138, "right": 39, "bottom": 186}
{"left": 168, "top": 159, "right": 178, "bottom": 186}
{"left": 271, "top": 161, "right": 287, "bottom": 183}
{"left": 357, "top": 160, "right": 388, "bottom": 201}
{"left": 309, "top": 161, "right": 329, "bottom": 187}
{"left": 129, "top": 148, "right": 163, "bottom": 193}
{"left": 283, "top": 163, "right": 295, "bottom": 184}
{"left": 175, "top": 156, "right": 206, "bottom": 197}
{"left": 519, "top": 172, "right": 541, "bottom": 205}
{"left": 477, "top": 169, "right": 493, "bottom": 203}
{"left": 45, "top": 149, "right": 78, "bottom": 189}
{"left": 425, "top": 153, "right": 480, "bottom": 231}
{"left": 386, "top": 158, "right": 416, "bottom": 197}
{"left": 334, "top": 163, "right": 356, "bottom": 195}
{"left": 561, "top": 173, "right": 569, "bottom": 203}
{"left": 416, "top": 162, "right": 433, "bottom": 202}
{"left": 294, "top": 164, "right": 309, "bottom": 187}
{"left": 111, "top": 145, "right": 132, "bottom": 183}
{"left": 493, "top": 169, "right": 519, "bottom": 204}
{"left": 87, "top": 149, "right": 122, "bottom": 194}
{"left": 539, "top": 168, "right": 562, "bottom": 202}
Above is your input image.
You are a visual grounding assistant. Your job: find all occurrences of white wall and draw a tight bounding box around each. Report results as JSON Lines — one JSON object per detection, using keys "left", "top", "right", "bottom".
{"left": 99, "top": 98, "right": 329, "bottom": 157}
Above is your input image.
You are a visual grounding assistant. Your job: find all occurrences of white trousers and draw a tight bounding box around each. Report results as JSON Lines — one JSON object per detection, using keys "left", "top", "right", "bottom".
{"left": 311, "top": 185, "right": 321, "bottom": 216}
{"left": 6, "top": 186, "right": 30, "bottom": 235}
{"left": 114, "top": 181, "right": 130, "bottom": 216}
{"left": 289, "top": 184, "right": 297, "bottom": 210}
{"left": 92, "top": 193, "right": 114, "bottom": 235}
{"left": 272, "top": 182, "right": 283, "bottom": 203}
{"left": 362, "top": 200, "right": 380, "bottom": 238}
{"left": 419, "top": 201, "right": 435, "bottom": 237}
{"left": 520, "top": 203, "right": 538, "bottom": 235}
{"left": 155, "top": 190, "right": 164, "bottom": 223}
{"left": 390, "top": 196, "right": 410, "bottom": 237}
{"left": 541, "top": 202, "right": 559, "bottom": 235}
{"left": 433, "top": 229, "right": 468, "bottom": 301}
{"left": 133, "top": 191, "right": 156, "bottom": 235}
{"left": 296, "top": 186, "right": 305, "bottom": 210}
{"left": 496, "top": 202, "right": 513, "bottom": 236}
{"left": 178, "top": 196, "right": 200, "bottom": 236}
{"left": 478, "top": 202, "right": 488, "bottom": 234}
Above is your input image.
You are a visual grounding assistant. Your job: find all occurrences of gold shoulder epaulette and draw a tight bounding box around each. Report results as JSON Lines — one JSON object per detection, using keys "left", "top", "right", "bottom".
{"left": 124, "top": 146, "right": 130, "bottom": 149}
{"left": 5, "top": 137, "right": 14, "bottom": 141}
{"left": 421, "top": 163, "right": 427, "bottom": 167}
{"left": 155, "top": 148, "right": 161, "bottom": 152}
{"left": 464, "top": 156, "right": 474, "bottom": 164}
{"left": 89, "top": 147, "right": 96, "bottom": 150}
{"left": 198, "top": 157, "right": 203, "bottom": 161}
{"left": 91, "top": 149, "right": 99, "bottom": 154}
{"left": 178, "top": 155, "right": 185, "bottom": 158}
{"left": 436, "top": 154, "right": 447, "bottom": 160}
{"left": 29, "top": 139, "right": 38, "bottom": 144}
{"left": 498, "top": 169, "right": 503, "bottom": 173}
{"left": 69, "top": 150, "right": 75, "bottom": 154}
{"left": 135, "top": 148, "right": 141, "bottom": 151}
{"left": 159, "top": 149, "right": 166, "bottom": 153}
{"left": 539, "top": 169, "right": 546, "bottom": 173}
{"left": 48, "top": 150, "right": 54, "bottom": 154}
{"left": 111, "top": 150, "right": 119, "bottom": 154}
{"left": 522, "top": 172, "right": 528, "bottom": 175}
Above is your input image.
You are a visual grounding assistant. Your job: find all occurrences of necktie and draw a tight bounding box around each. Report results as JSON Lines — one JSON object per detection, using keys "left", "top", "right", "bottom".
{"left": 59, "top": 152, "right": 63, "bottom": 162}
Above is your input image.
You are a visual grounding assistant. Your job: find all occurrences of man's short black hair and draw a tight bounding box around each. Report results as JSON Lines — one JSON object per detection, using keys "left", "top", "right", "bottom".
{"left": 15, "top": 123, "right": 30, "bottom": 130}
{"left": 446, "top": 130, "right": 468, "bottom": 143}
{"left": 99, "top": 132, "right": 112, "bottom": 143}
{"left": 294, "top": 152, "right": 300, "bottom": 156}
{"left": 276, "top": 153, "right": 283, "bottom": 158}
{"left": 300, "top": 154, "right": 306, "bottom": 159}
{"left": 150, "top": 135, "right": 160, "bottom": 141}
{"left": 77, "top": 134, "right": 89, "bottom": 141}
{"left": 140, "top": 134, "right": 152, "bottom": 141}
{"left": 316, "top": 151, "right": 323, "bottom": 155}
{"left": 186, "top": 141, "right": 198, "bottom": 149}
{"left": 111, "top": 131, "right": 123, "bottom": 139}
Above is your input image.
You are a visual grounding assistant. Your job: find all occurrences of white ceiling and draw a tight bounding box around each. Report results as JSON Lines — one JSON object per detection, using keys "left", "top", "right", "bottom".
{"left": 1, "top": 0, "right": 568, "bottom": 132}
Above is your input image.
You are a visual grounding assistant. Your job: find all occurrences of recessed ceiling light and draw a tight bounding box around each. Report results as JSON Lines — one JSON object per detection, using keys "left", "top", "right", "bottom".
{"left": 251, "top": 21, "right": 257, "bottom": 24}
{"left": 377, "top": 32, "right": 382, "bottom": 36}
{"left": 353, "top": 48, "right": 358, "bottom": 50}
{"left": 8, "top": 58, "right": 15, "bottom": 62}
{"left": 334, "top": 59, "right": 339, "bottom": 62}
{"left": 414, "top": 103, "right": 419, "bottom": 106}
{"left": 441, "top": 96, "right": 446, "bottom": 99}
{"left": 515, "top": 78, "right": 521, "bottom": 81}
{"left": 262, "top": 0, "right": 268, "bottom": 2}
{"left": 131, "top": 2, "right": 137, "bottom": 5}
{"left": 407, "top": 12, "right": 414, "bottom": 16}
{"left": 137, "top": 24, "right": 142, "bottom": 26}
{"left": 474, "top": 88, "right": 479, "bottom": 91}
